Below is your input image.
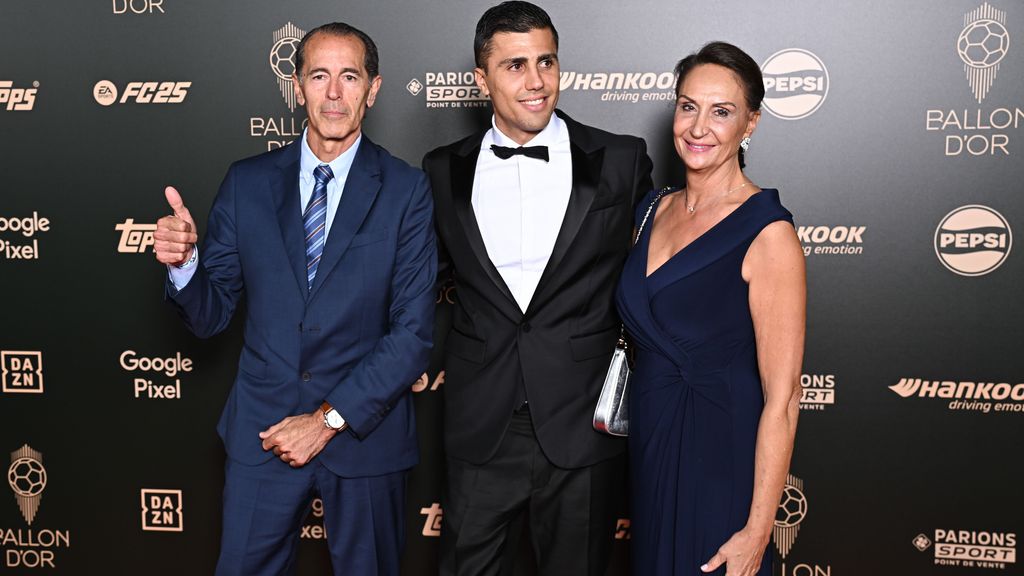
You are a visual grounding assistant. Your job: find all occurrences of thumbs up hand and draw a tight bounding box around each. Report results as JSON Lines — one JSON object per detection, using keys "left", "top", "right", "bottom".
{"left": 154, "top": 186, "right": 199, "bottom": 266}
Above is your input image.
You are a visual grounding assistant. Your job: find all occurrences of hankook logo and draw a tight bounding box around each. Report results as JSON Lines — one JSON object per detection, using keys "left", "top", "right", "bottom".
{"left": 934, "top": 205, "right": 1011, "bottom": 276}
{"left": 760, "top": 49, "right": 829, "bottom": 120}
{"left": 890, "top": 377, "right": 1024, "bottom": 413}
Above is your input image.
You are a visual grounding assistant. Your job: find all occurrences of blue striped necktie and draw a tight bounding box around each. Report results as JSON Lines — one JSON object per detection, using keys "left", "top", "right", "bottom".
{"left": 303, "top": 164, "right": 333, "bottom": 290}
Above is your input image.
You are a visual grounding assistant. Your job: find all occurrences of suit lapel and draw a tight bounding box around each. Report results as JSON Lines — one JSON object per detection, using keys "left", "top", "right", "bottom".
{"left": 527, "top": 113, "right": 605, "bottom": 314}
{"left": 451, "top": 138, "right": 522, "bottom": 317}
{"left": 271, "top": 144, "right": 308, "bottom": 297}
{"left": 308, "top": 137, "right": 381, "bottom": 300}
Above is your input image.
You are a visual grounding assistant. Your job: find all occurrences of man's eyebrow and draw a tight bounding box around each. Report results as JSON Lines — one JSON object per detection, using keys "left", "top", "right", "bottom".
{"left": 497, "top": 56, "right": 529, "bottom": 67}
{"left": 304, "top": 66, "right": 362, "bottom": 76}
{"left": 496, "top": 53, "right": 558, "bottom": 67}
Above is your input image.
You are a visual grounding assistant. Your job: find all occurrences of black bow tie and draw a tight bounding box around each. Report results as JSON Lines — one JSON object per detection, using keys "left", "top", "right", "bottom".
{"left": 490, "top": 144, "right": 549, "bottom": 162}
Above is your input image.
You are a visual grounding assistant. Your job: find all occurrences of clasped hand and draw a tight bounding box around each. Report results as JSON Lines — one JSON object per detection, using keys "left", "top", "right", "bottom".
{"left": 259, "top": 412, "right": 337, "bottom": 468}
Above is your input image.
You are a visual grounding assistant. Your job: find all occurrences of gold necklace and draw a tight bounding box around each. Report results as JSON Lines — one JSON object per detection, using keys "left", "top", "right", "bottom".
{"left": 684, "top": 182, "right": 750, "bottom": 214}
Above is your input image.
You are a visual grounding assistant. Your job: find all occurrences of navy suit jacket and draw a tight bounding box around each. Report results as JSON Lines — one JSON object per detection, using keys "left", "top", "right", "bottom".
{"left": 167, "top": 135, "right": 436, "bottom": 477}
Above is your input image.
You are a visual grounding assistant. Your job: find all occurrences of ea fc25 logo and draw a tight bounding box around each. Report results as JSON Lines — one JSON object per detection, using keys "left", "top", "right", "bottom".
{"left": 93, "top": 80, "right": 190, "bottom": 106}
{"left": 141, "top": 489, "right": 183, "bottom": 532}
{"left": 2, "top": 351, "right": 43, "bottom": 394}
{"left": 0, "top": 81, "right": 38, "bottom": 111}
{"left": 959, "top": 3, "right": 1010, "bottom": 103}
{"left": 761, "top": 49, "right": 828, "bottom": 120}
{"left": 935, "top": 205, "right": 1011, "bottom": 276}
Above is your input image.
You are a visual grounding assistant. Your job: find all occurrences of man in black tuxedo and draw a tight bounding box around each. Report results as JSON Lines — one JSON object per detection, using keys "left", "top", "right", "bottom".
{"left": 422, "top": 3, "right": 652, "bottom": 574}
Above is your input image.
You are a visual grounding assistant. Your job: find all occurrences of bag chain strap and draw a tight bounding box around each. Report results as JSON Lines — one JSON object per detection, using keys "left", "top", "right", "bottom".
{"left": 619, "top": 187, "right": 676, "bottom": 347}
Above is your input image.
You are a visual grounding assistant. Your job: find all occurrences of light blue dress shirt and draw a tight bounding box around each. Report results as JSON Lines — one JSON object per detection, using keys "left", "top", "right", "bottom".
{"left": 168, "top": 130, "right": 362, "bottom": 289}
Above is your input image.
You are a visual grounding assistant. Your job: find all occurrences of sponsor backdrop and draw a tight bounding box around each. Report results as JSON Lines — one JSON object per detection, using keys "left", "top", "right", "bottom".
{"left": 1, "top": 0, "right": 1021, "bottom": 574}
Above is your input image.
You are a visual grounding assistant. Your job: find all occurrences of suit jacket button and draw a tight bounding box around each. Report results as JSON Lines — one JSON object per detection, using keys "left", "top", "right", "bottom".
{"left": 301, "top": 372, "right": 312, "bottom": 382}
{"left": 521, "top": 322, "right": 532, "bottom": 333}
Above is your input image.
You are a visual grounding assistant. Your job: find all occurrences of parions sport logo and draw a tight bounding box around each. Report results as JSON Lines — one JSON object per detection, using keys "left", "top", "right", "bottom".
{"left": 934, "top": 205, "right": 1011, "bottom": 276}
{"left": 92, "top": 80, "right": 190, "bottom": 106}
{"left": 799, "top": 373, "right": 836, "bottom": 411}
{"left": 406, "top": 72, "right": 488, "bottom": 108}
{"left": 250, "top": 22, "right": 308, "bottom": 150}
{"left": 890, "top": 378, "right": 1024, "bottom": 413}
{"left": 760, "top": 49, "right": 829, "bottom": 120}
{"left": 925, "top": 3, "right": 1020, "bottom": 156}
{"left": 914, "top": 529, "right": 1017, "bottom": 570}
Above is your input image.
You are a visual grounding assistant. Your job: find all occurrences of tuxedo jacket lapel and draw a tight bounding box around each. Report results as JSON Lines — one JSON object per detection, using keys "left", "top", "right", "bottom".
{"left": 527, "top": 114, "right": 605, "bottom": 314}
{"left": 309, "top": 139, "right": 381, "bottom": 300}
{"left": 271, "top": 145, "right": 308, "bottom": 298}
{"left": 451, "top": 138, "right": 522, "bottom": 319}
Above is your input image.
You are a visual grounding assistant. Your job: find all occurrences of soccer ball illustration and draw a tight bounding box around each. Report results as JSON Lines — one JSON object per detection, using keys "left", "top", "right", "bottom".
{"left": 270, "top": 37, "right": 300, "bottom": 80}
{"left": 8, "top": 457, "right": 46, "bottom": 498}
{"left": 958, "top": 19, "right": 1010, "bottom": 68}
{"left": 774, "top": 484, "right": 807, "bottom": 528}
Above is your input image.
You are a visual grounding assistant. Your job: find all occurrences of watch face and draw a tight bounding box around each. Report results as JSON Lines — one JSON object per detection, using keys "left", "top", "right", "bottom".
{"left": 326, "top": 410, "right": 345, "bottom": 429}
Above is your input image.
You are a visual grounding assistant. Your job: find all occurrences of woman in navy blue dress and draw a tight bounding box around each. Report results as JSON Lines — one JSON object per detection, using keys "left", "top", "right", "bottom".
{"left": 616, "top": 42, "right": 805, "bottom": 576}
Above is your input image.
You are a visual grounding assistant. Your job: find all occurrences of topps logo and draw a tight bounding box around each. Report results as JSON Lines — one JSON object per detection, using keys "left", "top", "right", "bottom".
{"left": 115, "top": 219, "right": 156, "bottom": 253}
{"left": 0, "top": 81, "right": 37, "bottom": 111}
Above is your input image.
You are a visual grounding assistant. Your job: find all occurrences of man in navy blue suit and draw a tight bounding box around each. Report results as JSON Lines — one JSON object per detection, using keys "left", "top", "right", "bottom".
{"left": 153, "top": 22, "right": 435, "bottom": 576}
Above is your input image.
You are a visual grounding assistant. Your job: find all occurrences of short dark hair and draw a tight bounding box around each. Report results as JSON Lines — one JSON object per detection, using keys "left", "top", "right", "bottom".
{"left": 674, "top": 42, "right": 764, "bottom": 167}
{"left": 295, "top": 22, "right": 380, "bottom": 80}
{"left": 474, "top": 1, "right": 559, "bottom": 68}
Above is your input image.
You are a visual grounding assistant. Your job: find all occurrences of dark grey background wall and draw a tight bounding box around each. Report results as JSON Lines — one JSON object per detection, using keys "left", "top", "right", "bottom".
{"left": 1, "top": 1, "right": 1021, "bottom": 574}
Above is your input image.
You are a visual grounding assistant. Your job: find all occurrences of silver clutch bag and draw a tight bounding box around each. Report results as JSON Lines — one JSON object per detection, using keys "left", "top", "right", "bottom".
{"left": 593, "top": 334, "right": 630, "bottom": 436}
{"left": 592, "top": 187, "right": 672, "bottom": 438}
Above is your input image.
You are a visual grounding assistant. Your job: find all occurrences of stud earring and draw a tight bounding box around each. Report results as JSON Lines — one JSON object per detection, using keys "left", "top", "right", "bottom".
{"left": 740, "top": 137, "right": 751, "bottom": 151}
